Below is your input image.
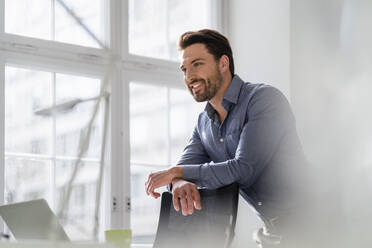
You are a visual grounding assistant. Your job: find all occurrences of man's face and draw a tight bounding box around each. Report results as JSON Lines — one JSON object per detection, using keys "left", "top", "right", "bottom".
{"left": 180, "top": 43, "right": 223, "bottom": 102}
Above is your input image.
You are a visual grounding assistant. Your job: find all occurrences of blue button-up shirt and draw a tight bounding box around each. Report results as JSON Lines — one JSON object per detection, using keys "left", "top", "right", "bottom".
{"left": 178, "top": 75, "right": 307, "bottom": 221}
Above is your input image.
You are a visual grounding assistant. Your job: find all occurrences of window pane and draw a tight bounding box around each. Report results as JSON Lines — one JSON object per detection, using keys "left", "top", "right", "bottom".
{"left": 5, "top": 157, "right": 51, "bottom": 204}
{"left": 4, "top": 66, "right": 105, "bottom": 242}
{"left": 170, "top": 89, "right": 205, "bottom": 164}
{"left": 5, "top": 0, "right": 51, "bottom": 40}
{"left": 130, "top": 82, "right": 169, "bottom": 243}
{"left": 5, "top": 0, "right": 104, "bottom": 48}
{"left": 5, "top": 67, "right": 52, "bottom": 155}
{"left": 129, "top": 85, "right": 202, "bottom": 243}
{"left": 55, "top": 73, "right": 102, "bottom": 159}
{"left": 55, "top": 160, "right": 100, "bottom": 241}
{"left": 130, "top": 82, "right": 168, "bottom": 165}
{"left": 131, "top": 165, "right": 165, "bottom": 243}
{"left": 129, "top": 0, "right": 212, "bottom": 61}
{"left": 55, "top": 0, "right": 104, "bottom": 47}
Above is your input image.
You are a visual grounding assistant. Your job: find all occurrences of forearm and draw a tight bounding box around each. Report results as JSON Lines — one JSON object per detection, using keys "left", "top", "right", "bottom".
{"left": 183, "top": 160, "right": 246, "bottom": 189}
{"left": 170, "top": 166, "right": 183, "bottom": 179}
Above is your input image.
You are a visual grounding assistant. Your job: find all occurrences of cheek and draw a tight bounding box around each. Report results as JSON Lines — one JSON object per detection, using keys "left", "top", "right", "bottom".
{"left": 205, "top": 66, "right": 218, "bottom": 77}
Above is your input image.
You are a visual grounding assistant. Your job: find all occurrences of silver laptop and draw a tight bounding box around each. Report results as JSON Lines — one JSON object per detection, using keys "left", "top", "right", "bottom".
{"left": 0, "top": 199, "right": 70, "bottom": 242}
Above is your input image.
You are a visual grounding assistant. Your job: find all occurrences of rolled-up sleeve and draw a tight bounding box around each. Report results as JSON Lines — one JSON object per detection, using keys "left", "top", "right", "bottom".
{"left": 182, "top": 87, "right": 295, "bottom": 189}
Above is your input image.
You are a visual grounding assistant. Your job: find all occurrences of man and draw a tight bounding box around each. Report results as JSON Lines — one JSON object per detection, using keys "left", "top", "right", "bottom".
{"left": 145, "top": 29, "right": 308, "bottom": 247}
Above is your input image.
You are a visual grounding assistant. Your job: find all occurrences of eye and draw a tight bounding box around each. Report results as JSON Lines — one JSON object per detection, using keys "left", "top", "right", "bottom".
{"left": 194, "top": 62, "right": 201, "bottom": 67}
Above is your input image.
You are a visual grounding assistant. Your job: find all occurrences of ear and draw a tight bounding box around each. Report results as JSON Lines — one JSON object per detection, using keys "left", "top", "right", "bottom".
{"left": 219, "top": 55, "right": 230, "bottom": 73}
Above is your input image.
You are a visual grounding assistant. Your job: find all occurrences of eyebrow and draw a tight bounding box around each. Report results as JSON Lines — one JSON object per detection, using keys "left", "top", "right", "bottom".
{"left": 180, "top": 58, "right": 205, "bottom": 70}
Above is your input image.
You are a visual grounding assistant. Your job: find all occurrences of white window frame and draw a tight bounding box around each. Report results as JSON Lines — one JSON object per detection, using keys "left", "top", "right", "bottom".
{"left": 0, "top": 54, "right": 5, "bottom": 210}
{"left": 0, "top": 0, "right": 225, "bottom": 236}
{"left": 0, "top": 0, "right": 112, "bottom": 236}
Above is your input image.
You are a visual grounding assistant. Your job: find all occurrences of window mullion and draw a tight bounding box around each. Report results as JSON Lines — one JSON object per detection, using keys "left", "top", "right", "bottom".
{"left": 0, "top": 0, "right": 4, "bottom": 34}
{"left": 121, "top": 0, "right": 129, "bottom": 59}
{"left": 0, "top": 56, "right": 5, "bottom": 208}
{"left": 166, "top": 88, "right": 171, "bottom": 166}
{"left": 108, "top": 0, "right": 130, "bottom": 230}
{"left": 0, "top": 33, "right": 109, "bottom": 68}
{"left": 51, "top": 72, "right": 57, "bottom": 211}
{"left": 0, "top": 54, "right": 5, "bottom": 235}
{"left": 51, "top": 0, "right": 55, "bottom": 41}
{"left": 213, "top": 0, "right": 228, "bottom": 36}
{"left": 165, "top": 0, "right": 170, "bottom": 60}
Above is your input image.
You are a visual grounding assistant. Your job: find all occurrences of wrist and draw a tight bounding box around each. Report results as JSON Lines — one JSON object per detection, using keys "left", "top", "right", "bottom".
{"left": 171, "top": 178, "right": 183, "bottom": 185}
{"left": 170, "top": 166, "right": 183, "bottom": 179}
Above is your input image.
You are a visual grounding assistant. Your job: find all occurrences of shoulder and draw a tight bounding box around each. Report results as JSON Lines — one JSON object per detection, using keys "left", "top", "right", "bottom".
{"left": 237, "top": 82, "right": 292, "bottom": 120}
{"left": 240, "top": 82, "right": 264, "bottom": 98}
{"left": 242, "top": 83, "right": 288, "bottom": 107}
{"left": 237, "top": 82, "right": 287, "bottom": 109}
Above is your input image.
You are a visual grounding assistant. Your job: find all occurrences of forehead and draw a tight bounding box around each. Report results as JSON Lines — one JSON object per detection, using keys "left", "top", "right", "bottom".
{"left": 180, "top": 43, "right": 213, "bottom": 65}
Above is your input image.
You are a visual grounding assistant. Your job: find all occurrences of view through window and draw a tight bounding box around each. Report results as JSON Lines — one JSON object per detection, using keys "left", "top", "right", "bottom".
{"left": 5, "top": 0, "right": 104, "bottom": 48}
{"left": 130, "top": 82, "right": 204, "bottom": 243}
{"left": 4, "top": 66, "right": 104, "bottom": 240}
{"left": 1, "top": 0, "right": 217, "bottom": 244}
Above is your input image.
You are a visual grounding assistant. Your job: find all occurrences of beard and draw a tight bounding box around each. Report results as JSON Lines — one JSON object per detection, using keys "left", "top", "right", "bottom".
{"left": 189, "top": 69, "right": 223, "bottom": 102}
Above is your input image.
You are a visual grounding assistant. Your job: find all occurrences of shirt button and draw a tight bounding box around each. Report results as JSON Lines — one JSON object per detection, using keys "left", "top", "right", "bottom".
{"left": 258, "top": 201, "right": 262, "bottom": 206}
{"left": 220, "top": 138, "right": 224, "bottom": 142}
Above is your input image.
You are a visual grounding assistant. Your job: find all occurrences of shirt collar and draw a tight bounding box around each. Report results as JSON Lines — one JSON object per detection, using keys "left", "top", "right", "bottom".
{"left": 204, "top": 74, "right": 244, "bottom": 119}
{"left": 223, "top": 74, "right": 244, "bottom": 105}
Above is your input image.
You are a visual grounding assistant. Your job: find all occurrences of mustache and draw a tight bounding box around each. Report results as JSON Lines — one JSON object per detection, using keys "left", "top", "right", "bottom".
{"left": 190, "top": 78, "right": 205, "bottom": 84}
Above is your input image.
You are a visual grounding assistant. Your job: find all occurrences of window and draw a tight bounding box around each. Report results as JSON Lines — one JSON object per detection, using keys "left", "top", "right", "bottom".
{"left": 0, "top": 0, "right": 222, "bottom": 244}
{"left": 127, "top": 1, "right": 216, "bottom": 241}
{"left": 130, "top": 82, "right": 204, "bottom": 243}
{"left": 129, "top": 0, "right": 213, "bottom": 61}
{"left": 4, "top": 66, "right": 104, "bottom": 240}
{"left": 5, "top": 0, "right": 104, "bottom": 48}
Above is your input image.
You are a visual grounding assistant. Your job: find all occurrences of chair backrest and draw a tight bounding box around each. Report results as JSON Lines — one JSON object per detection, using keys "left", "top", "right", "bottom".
{"left": 153, "top": 183, "right": 239, "bottom": 248}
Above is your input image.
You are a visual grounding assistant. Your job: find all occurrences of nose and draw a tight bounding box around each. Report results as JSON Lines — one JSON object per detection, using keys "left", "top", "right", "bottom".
{"left": 185, "top": 70, "right": 196, "bottom": 85}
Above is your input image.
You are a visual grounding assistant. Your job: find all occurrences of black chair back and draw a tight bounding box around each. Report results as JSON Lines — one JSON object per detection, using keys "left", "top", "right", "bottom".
{"left": 153, "top": 183, "right": 239, "bottom": 248}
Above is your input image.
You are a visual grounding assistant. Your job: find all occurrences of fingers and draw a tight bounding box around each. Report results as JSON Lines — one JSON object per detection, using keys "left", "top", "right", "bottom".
{"left": 151, "top": 191, "right": 160, "bottom": 199}
{"left": 192, "top": 189, "right": 202, "bottom": 210}
{"left": 180, "top": 197, "right": 188, "bottom": 216}
{"left": 145, "top": 170, "right": 173, "bottom": 196}
{"left": 173, "top": 193, "right": 180, "bottom": 211}
{"left": 173, "top": 186, "right": 202, "bottom": 216}
{"left": 173, "top": 189, "right": 189, "bottom": 215}
{"left": 145, "top": 173, "right": 159, "bottom": 196}
{"left": 145, "top": 176, "right": 161, "bottom": 199}
{"left": 145, "top": 174, "right": 154, "bottom": 196}
{"left": 186, "top": 188, "right": 194, "bottom": 215}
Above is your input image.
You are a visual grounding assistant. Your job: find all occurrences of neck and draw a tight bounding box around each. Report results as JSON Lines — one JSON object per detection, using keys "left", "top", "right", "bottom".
{"left": 209, "top": 73, "right": 233, "bottom": 109}
{"left": 209, "top": 73, "right": 233, "bottom": 123}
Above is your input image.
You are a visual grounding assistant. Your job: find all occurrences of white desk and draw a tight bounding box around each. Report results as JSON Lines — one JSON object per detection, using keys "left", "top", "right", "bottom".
{"left": 0, "top": 241, "right": 153, "bottom": 248}
{"left": 0, "top": 241, "right": 113, "bottom": 248}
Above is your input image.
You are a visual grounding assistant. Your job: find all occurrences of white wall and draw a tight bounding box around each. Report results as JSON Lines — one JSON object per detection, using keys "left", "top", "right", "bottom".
{"left": 291, "top": 0, "right": 372, "bottom": 172}
{"left": 228, "top": 0, "right": 290, "bottom": 98}
{"left": 227, "top": 1, "right": 290, "bottom": 247}
{"left": 228, "top": 0, "right": 372, "bottom": 246}
{"left": 291, "top": 1, "right": 372, "bottom": 245}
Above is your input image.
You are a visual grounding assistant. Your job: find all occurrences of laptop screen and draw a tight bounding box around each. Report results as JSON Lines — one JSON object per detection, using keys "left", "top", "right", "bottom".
{"left": 0, "top": 199, "right": 70, "bottom": 242}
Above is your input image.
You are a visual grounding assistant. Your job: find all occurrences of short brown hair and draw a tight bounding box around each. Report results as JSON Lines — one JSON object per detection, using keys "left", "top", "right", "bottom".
{"left": 178, "top": 29, "right": 235, "bottom": 76}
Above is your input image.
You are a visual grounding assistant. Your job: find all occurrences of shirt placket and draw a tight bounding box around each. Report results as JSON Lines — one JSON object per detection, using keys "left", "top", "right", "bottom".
{"left": 216, "top": 113, "right": 229, "bottom": 159}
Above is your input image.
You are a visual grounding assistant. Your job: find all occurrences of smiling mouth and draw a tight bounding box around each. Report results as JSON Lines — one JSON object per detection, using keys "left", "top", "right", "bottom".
{"left": 190, "top": 80, "right": 204, "bottom": 93}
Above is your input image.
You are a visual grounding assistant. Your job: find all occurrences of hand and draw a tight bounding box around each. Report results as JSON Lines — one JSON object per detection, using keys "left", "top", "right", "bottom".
{"left": 145, "top": 166, "right": 182, "bottom": 198}
{"left": 172, "top": 179, "right": 202, "bottom": 216}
